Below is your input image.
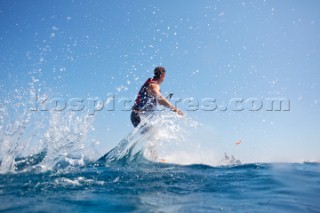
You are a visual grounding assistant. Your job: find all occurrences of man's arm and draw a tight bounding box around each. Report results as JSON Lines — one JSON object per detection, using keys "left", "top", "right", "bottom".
{"left": 147, "top": 84, "right": 184, "bottom": 115}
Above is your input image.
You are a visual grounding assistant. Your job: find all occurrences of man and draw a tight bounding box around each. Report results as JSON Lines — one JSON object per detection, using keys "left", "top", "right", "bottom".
{"left": 131, "top": 66, "right": 184, "bottom": 127}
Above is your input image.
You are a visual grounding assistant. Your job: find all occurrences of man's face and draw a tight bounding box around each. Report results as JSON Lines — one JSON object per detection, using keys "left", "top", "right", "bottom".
{"left": 159, "top": 73, "right": 166, "bottom": 84}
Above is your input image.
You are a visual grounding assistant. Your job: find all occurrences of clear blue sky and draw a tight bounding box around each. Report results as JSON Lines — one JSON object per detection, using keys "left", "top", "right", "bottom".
{"left": 1, "top": 0, "right": 319, "bottom": 163}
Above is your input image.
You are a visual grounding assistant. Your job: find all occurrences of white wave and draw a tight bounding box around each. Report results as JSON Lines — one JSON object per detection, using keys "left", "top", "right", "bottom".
{"left": 99, "top": 110, "right": 242, "bottom": 167}
{"left": 0, "top": 78, "right": 97, "bottom": 173}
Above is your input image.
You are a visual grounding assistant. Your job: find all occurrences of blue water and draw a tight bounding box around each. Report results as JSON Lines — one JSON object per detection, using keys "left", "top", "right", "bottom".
{"left": 0, "top": 161, "right": 319, "bottom": 212}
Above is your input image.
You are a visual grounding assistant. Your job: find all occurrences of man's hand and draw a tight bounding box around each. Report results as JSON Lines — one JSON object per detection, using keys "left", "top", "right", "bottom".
{"left": 173, "top": 108, "right": 184, "bottom": 116}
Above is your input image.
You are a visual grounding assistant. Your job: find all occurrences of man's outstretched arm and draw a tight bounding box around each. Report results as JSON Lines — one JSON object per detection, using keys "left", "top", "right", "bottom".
{"left": 147, "top": 84, "right": 184, "bottom": 115}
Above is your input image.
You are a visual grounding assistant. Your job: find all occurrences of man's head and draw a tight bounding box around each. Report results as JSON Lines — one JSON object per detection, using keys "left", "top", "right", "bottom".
{"left": 153, "top": 66, "right": 166, "bottom": 83}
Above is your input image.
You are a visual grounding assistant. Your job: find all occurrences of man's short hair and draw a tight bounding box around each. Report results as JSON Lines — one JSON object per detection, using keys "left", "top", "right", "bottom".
{"left": 153, "top": 66, "right": 166, "bottom": 79}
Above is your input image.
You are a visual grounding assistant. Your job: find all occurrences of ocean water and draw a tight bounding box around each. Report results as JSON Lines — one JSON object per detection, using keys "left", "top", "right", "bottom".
{"left": 0, "top": 111, "right": 319, "bottom": 213}
{"left": 0, "top": 161, "right": 319, "bottom": 212}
